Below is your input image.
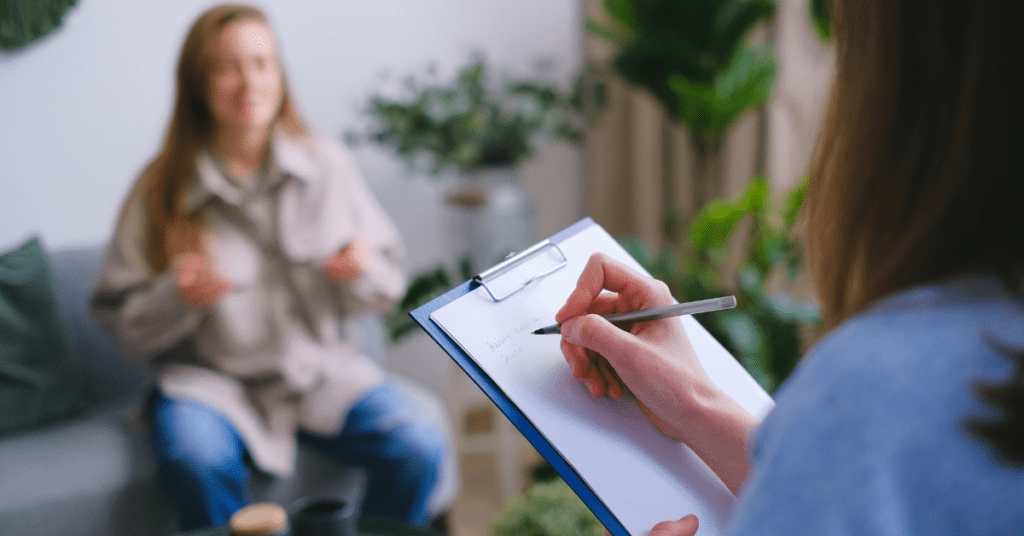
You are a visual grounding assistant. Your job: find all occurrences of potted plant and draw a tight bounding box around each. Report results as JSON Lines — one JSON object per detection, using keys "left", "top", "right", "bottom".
{"left": 352, "top": 55, "right": 588, "bottom": 270}
{"left": 623, "top": 176, "right": 820, "bottom": 393}
{"left": 357, "top": 55, "right": 585, "bottom": 177}
{"left": 491, "top": 477, "right": 604, "bottom": 536}
{"left": 352, "top": 55, "right": 592, "bottom": 341}
{"left": 586, "top": 0, "right": 778, "bottom": 224}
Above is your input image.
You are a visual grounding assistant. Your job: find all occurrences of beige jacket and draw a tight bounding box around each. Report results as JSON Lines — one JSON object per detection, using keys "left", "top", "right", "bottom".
{"left": 91, "top": 132, "right": 406, "bottom": 476}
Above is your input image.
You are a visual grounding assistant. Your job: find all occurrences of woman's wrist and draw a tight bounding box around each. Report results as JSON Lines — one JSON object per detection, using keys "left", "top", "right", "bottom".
{"left": 674, "top": 381, "right": 758, "bottom": 495}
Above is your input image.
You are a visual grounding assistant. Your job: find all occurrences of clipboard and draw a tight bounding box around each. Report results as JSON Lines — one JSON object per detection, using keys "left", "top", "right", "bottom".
{"left": 410, "top": 217, "right": 774, "bottom": 535}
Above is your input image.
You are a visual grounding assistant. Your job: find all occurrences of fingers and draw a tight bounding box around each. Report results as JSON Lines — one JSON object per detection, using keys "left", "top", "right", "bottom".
{"left": 560, "top": 313, "right": 646, "bottom": 372}
{"left": 174, "top": 253, "right": 205, "bottom": 287}
{"left": 181, "top": 277, "right": 231, "bottom": 308}
{"left": 596, "top": 355, "right": 624, "bottom": 399}
{"left": 174, "top": 254, "right": 231, "bottom": 308}
{"left": 560, "top": 321, "right": 629, "bottom": 400}
{"left": 649, "top": 515, "right": 699, "bottom": 536}
{"left": 556, "top": 253, "right": 673, "bottom": 323}
{"left": 326, "top": 240, "right": 372, "bottom": 282}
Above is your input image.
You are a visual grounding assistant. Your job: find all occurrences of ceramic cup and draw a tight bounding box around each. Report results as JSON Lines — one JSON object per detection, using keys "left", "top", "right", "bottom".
{"left": 290, "top": 496, "right": 357, "bottom": 536}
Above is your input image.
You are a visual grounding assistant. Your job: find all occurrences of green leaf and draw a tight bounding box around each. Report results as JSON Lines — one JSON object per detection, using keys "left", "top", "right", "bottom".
{"left": 492, "top": 478, "right": 603, "bottom": 536}
{"left": 742, "top": 175, "right": 769, "bottom": 213}
{"left": 782, "top": 175, "right": 809, "bottom": 230}
{"left": 808, "top": 0, "right": 833, "bottom": 41}
{"left": 668, "top": 43, "right": 777, "bottom": 137}
{"left": 358, "top": 54, "right": 585, "bottom": 174}
{"left": 583, "top": 18, "right": 628, "bottom": 46}
{"left": 717, "top": 309, "right": 765, "bottom": 356}
{"left": 710, "top": 0, "right": 777, "bottom": 71}
{"left": 386, "top": 266, "right": 453, "bottom": 342}
{"left": 603, "top": 0, "right": 640, "bottom": 30}
{"left": 686, "top": 177, "right": 765, "bottom": 254}
{"left": 737, "top": 263, "right": 766, "bottom": 296}
{"left": 686, "top": 196, "right": 746, "bottom": 254}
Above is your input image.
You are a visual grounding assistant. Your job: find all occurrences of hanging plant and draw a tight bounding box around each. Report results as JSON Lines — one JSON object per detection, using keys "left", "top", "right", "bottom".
{"left": 1, "top": 0, "right": 78, "bottom": 52}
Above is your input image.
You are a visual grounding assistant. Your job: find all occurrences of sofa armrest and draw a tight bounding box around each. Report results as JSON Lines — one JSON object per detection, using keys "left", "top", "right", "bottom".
{"left": 48, "top": 246, "right": 151, "bottom": 406}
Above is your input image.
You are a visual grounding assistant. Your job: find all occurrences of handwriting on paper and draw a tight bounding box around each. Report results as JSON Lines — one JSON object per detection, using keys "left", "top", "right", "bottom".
{"left": 485, "top": 315, "right": 540, "bottom": 363}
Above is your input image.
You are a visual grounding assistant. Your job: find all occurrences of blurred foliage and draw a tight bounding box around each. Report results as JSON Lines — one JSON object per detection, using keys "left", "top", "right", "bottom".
{"left": 623, "top": 177, "right": 820, "bottom": 393}
{"left": 385, "top": 257, "right": 475, "bottom": 343}
{"left": 350, "top": 54, "right": 595, "bottom": 175}
{"left": 491, "top": 478, "right": 604, "bottom": 536}
{"left": 586, "top": 0, "right": 778, "bottom": 140}
{"left": 809, "top": 0, "right": 832, "bottom": 41}
{"left": 0, "top": 0, "right": 77, "bottom": 51}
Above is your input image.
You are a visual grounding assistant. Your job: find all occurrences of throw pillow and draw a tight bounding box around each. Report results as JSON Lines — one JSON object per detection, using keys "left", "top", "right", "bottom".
{"left": 0, "top": 236, "right": 82, "bottom": 436}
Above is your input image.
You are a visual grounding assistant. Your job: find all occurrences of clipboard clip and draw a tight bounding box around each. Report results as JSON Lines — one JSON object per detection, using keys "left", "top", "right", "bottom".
{"left": 472, "top": 239, "right": 568, "bottom": 302}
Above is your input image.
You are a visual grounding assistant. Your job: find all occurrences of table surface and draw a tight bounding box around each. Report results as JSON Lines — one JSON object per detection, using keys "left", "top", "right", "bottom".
{"left": 177, "top": 515, "right": 444, "bottom": 536}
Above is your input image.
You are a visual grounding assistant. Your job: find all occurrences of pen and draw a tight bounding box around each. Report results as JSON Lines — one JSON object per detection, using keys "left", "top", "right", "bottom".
{"left": 532, "top": 295, "right": 737, "bottom": 335}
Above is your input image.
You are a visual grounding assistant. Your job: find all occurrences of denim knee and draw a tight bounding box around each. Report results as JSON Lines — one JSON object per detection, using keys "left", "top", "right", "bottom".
{"left": 148, "top": 392, "right": 248, "bottom": 475}
{"left": 146, "top": 391, "right": 250, "bottom": 529}
{"left": 386, "top": 422, "right": 446, "bottom": 484}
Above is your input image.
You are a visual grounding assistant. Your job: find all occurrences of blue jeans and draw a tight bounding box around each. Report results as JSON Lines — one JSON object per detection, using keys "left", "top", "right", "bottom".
{"left": 146, "top": 383, "right": 445, "bottom": 531}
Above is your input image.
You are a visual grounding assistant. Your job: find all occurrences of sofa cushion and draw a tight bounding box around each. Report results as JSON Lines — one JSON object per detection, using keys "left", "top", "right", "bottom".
{"left": 0, "top": 236, "right": 83, "bottom": 436}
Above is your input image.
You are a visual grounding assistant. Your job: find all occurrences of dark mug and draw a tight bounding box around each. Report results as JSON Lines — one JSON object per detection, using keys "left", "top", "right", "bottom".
{"left": 290, "top": 496, "right": 357, "bottom": 536}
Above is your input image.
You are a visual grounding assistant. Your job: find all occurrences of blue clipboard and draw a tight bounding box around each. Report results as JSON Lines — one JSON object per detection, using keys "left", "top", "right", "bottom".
{"left": 409, "top": 217, "right": 631, "bottom": 535}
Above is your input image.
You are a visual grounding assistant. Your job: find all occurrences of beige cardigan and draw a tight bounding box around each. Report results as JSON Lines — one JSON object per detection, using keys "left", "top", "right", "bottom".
{"left": 91, "top": 132, "right": 407, "bottom": 476}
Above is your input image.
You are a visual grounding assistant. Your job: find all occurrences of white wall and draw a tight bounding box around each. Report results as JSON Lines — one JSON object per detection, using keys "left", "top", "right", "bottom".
{"left": 0, "top": 0, "right": 585, "bottom": 271}
{"left": 765, "top": 0, "right": 834, "bottom": 192}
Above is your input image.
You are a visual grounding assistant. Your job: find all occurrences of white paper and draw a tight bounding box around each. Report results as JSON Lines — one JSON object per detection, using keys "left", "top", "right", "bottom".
{"left": 431, "top": 223, "right": 775, "bottom": 536}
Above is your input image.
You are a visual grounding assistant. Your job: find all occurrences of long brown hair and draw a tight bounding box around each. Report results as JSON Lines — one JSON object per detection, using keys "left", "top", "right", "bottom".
{"left": 140, "top": 4, "right": 307, "bottom": 272}
{"left": 808, "top": 1, "right": 1024, "bottom": 462}
{"left": 808, "top": 0, "right": 1024, "bottom": 327}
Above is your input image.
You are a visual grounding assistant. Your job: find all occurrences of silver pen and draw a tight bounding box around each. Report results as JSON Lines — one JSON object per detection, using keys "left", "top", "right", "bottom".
{"left": 532, "top": 296, "right": 737, "bottom": 335}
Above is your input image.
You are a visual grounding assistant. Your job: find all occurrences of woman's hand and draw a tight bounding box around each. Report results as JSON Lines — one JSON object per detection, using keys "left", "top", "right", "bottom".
{"left": 326, "top": 239, "right": 371, "bottom": 282}
{"left": 604, "top": 515, "right": 698, "bottom": 536}
{"left": 556, "top": 253, "right": 711, "bottom": 442}
{"left": 556, "top": 253, "right": 757, "bottom": 494}
{"left": 649, "top": 515, "right": 699, "bottom": 536}
{"left": 173, "top": 252, "right": 232, "bottom": 309}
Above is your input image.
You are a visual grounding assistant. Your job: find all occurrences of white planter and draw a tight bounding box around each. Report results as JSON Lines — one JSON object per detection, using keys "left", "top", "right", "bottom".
{"left": 442, "top": 167, "right": 535, "bottom": 275}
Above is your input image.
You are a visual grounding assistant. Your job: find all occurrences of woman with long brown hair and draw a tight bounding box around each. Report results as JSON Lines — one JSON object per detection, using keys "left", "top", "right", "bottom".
{"left": 92, "top": 4, "right": 444, "bottom": 531}
{"left": 557, "top": 1, "right": 1024, "bottom": 534}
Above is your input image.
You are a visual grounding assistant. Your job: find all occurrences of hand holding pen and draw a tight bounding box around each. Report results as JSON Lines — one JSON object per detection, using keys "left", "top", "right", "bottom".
{"left": 555, "top": 253, "right": 756, "bottom": 497}
{"left": 554, "top": 253, "right": 736, "bottom": 438}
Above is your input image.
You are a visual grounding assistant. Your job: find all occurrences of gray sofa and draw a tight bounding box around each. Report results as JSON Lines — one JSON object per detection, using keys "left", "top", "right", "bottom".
{"left": 0, "top": 245, "right": 458, "bottom": 535}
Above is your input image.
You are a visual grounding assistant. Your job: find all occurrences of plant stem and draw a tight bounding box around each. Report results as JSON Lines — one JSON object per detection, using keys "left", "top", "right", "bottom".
{"left": 692, "top": 132, "right": 724, "bottom": 212}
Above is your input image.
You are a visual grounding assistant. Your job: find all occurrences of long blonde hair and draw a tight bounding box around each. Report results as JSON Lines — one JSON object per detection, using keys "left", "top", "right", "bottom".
{"left": 140, "top": 4, "right": 307, "bottom": 272}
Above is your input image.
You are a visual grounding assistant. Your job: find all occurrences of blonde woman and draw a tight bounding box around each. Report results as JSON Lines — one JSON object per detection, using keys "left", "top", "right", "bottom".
{"left": 92, "top": 4, "right": 442, "bottom": 531}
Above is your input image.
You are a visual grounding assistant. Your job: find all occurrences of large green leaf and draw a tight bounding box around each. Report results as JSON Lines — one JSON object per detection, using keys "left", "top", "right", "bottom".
{"left": 669, "top": 43, "right": 777, "bottom": 137}
{"left": 782, "top": 175, "right": 808, "bottom": 229}
{"left": 588, "top": 0, "right": 777, "bottom": 134}
{"left": 687, "top": 177, "right": 767, "bottom": 253}
{"left": 710, "top": 0, "right": 777, "bottom": 71}
{"left": 603, "top": 0, "right": 641, "bottom": 30}
{"left": 809, "top": 0, "right": 832, "bottom": 41}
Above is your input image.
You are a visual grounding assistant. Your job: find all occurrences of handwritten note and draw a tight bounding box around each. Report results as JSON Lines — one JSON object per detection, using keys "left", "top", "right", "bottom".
{"left": 430, "top": 223, "right": 774, "bottom": 536}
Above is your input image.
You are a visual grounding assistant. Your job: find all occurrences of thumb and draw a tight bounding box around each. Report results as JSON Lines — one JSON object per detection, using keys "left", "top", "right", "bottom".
{"left": 561, "top": 314, "right": 645, "bottom": 368}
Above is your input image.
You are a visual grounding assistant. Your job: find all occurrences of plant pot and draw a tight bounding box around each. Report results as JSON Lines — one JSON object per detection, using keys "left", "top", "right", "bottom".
{"left": 442, "top": 166, "right": 535, "bottom": 275}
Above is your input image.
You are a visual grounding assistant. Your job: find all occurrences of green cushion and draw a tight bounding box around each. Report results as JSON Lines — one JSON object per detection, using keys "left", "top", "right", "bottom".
{"left": 0, "top": 236, "right": 82, "bottom": 436}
